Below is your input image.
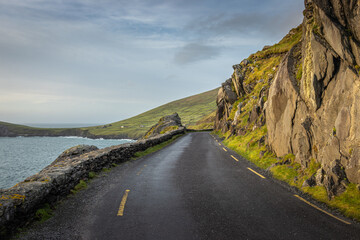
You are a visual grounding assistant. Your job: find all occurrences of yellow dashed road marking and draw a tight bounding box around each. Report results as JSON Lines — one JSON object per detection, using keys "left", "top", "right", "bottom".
{"left": 294, "top": 195, "right": 351, "bottom": 225}
{"left": 136, "top": 164, "right": 147, "bottom": 176}
{"left": 223, "top": 148, "right": 227, "bottom": 152}
{"left": 231, "top": 155, "right": 239, "bottom": 162}
{"left": 117, "top": 190, "right": 130, "bottom": 216}
{"left": 247, "top": 168, "right": 266, "bottom": 179}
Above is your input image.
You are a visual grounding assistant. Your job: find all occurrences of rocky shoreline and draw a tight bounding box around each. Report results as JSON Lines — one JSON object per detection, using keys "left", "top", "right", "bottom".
{"left": 0, "top": 127, "right": 185, "bottom": 237}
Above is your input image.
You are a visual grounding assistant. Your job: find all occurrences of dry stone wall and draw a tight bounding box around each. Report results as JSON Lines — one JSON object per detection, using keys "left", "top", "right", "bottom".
{"left": 0, "top": 127, "right": 185, "bottom": 235}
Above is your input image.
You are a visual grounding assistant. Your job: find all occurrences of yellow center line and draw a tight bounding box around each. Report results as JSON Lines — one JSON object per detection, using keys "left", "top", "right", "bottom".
{"left": 218, "top": 143, "right": 221, "bottom": 146}
{"left": 117, "top": 189, "right": 130, "bottom": 216}
{"left": 231, "top": 155, "right": 239, "bottom": 162}
{"left": 247, "top": 167, "right": 266, "bottom": 179}
{"left": 223, "top": 148, "right": 227, "bottom": 152}
{"left": 136, "top": 164, "right": 147, "bottom": 176}
{"left": 294, "top": 195, "right": 351, "bottom": 225}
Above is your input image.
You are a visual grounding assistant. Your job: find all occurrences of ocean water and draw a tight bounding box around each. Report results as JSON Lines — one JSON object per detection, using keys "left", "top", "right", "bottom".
{"left": 0, "top": 137, "right": 134, "bottom": 189}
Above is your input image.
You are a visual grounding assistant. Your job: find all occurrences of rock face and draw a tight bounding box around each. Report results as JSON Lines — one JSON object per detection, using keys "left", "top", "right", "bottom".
{"left": 215, "top": 59, "right": 262, "bottom": 133}
{"left": 215, "top": 0, "right": 360, "bottom": 198}
{"left": 143, "top": 113, "right": 183, "bottom": 139}
{"left": 266, "top": 0, "right": 360, "bottom": 197}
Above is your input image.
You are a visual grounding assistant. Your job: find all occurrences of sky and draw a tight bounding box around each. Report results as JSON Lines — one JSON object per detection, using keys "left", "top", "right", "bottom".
{"left": 0, "top": 0, "right": 304, "bottom": 125}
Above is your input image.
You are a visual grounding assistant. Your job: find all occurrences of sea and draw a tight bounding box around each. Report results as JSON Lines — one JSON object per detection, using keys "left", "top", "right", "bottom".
{"left": 0, "top": 129, "right": 135, "bottom": 189}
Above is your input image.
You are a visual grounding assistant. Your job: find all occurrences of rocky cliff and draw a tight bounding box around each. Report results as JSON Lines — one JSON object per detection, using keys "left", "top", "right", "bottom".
{"left": 215, "top": 0, "right": 360, "bottom": 199}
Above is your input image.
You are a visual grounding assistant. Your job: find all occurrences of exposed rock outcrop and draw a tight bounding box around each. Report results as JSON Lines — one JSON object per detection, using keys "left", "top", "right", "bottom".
{"left": 266, "top": 0, "right": 360, "bottom": 197}
{"left": 143, "top": 113, "right": 183, "bottom": 139}
{"left": 215, "top": 0, "right": 360, "bottom": 198}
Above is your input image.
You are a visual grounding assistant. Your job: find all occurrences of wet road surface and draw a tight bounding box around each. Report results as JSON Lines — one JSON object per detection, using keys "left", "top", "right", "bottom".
{"left": 20, "top": 132, "right": 360, "bottom": 240}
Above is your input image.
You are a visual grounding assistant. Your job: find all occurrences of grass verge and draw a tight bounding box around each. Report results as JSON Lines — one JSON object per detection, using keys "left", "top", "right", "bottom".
{"left": 70, "top": 180, "right": 87, "bottom": 194}
{"left": 214, "top": 130, "right": 360, "bottom": 221}
{"left": 133, "top": 134, "right": 184, "bottom": 159}
{"left": 10, "top": 135, "right": 185, "bottom": 238}
{"left": 35, "top": 203, "right": 53, "bottom": 223}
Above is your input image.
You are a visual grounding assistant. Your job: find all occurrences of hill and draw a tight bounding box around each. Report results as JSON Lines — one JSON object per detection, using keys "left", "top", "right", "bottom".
{"left": 83, "top": 88, "right": 218, "bottom": 139}
{"left": 0, "top": 88, "right": 218, "bottom": 139}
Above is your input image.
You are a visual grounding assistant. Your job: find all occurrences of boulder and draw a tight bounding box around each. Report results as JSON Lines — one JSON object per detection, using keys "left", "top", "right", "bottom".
{"left": 143, "top": 113, "right": 183, "bottom": 139}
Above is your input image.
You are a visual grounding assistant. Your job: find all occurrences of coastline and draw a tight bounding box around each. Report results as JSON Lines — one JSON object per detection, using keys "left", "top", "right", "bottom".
{"left": 0, "top": 128, "right": 186, "bottom": 237}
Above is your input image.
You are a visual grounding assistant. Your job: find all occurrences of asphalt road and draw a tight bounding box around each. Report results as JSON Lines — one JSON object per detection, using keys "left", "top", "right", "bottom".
{"left": 19, "top": 132, "right": 360, "bottom": 240}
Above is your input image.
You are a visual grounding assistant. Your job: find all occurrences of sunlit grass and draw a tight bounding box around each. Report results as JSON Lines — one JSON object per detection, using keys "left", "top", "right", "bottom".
{"left": 212, "top": 23, "right": 360, "bottom": 220}
{"left": 0, "top": 88, "right": 218, "bottom": 139}
{"left": 133, "top": 134, "right": 183, "bottom": 159}
{"left": 85, "top": 89, "right": 218, "bottom": 139}
{"left": 35, "top": 203, "right": 53, "bottom": 223}
{"left": 70, "top": 180, "right": 87, "bottom": 194}
{"left": 217, "top": 128, "right": 360, "bottom": 221}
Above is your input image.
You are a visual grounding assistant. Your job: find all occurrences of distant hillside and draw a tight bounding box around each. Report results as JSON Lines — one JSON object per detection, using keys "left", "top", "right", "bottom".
{"left": 84, "top": 88, "right": 218, "bottom": 139}
{"left": 0, "top": 88, "right": 218, "bottom": 139}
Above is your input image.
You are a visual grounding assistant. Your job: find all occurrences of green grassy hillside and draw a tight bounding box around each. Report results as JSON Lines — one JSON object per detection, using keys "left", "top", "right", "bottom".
{"left": 84, "top": 88, "right": 218, "bottom": 138}
{"left": 0, "top": 121, "right": 88, "bottom": 137}
{"left": 0, "top": 88, "right": 218, "bottom": 139}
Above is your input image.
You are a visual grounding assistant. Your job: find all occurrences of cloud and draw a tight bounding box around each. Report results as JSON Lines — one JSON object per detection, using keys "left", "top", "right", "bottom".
{"left": 174, "top": 43, "right": 220, "bottom": 65}
{"left": 184, "top": 8, "right": 303, "bottom": 41}
{"left": 0, "top": 0, "right": 305, "bottom": 123}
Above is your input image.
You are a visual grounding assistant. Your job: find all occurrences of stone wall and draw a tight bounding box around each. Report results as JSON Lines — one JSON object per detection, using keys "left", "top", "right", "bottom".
{"left": 0, "top": 127, "right": 185, "bottom": 235}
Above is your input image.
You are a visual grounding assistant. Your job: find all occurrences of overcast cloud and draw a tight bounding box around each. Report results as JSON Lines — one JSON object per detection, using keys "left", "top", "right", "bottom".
{"left": 0, "top": 0, "right": 304, "bottom": 124}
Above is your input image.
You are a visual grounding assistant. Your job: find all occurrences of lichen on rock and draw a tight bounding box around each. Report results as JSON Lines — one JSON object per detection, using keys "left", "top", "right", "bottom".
{"left": 143, "top": 113, "right": 183, "bottom": 139}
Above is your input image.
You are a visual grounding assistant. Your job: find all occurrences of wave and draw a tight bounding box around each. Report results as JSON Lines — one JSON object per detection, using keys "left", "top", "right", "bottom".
{"left": 62, "top": 136, "right": 84, "bottom": 139}
{"left": 61, "top": 136, "right": 134, "bottom": 142}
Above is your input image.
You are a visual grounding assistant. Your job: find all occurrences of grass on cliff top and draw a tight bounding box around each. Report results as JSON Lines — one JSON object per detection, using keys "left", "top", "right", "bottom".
{"left": 250, "top": 25, "right": 302, "bottom": 60}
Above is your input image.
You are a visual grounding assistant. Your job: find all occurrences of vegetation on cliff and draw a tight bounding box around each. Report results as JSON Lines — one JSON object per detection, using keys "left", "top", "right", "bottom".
{"left": 143, "top": 113, "right": 182, "bottom": 139}
{"left": 214, "top": 0, "right": 360, "bottom": 221}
